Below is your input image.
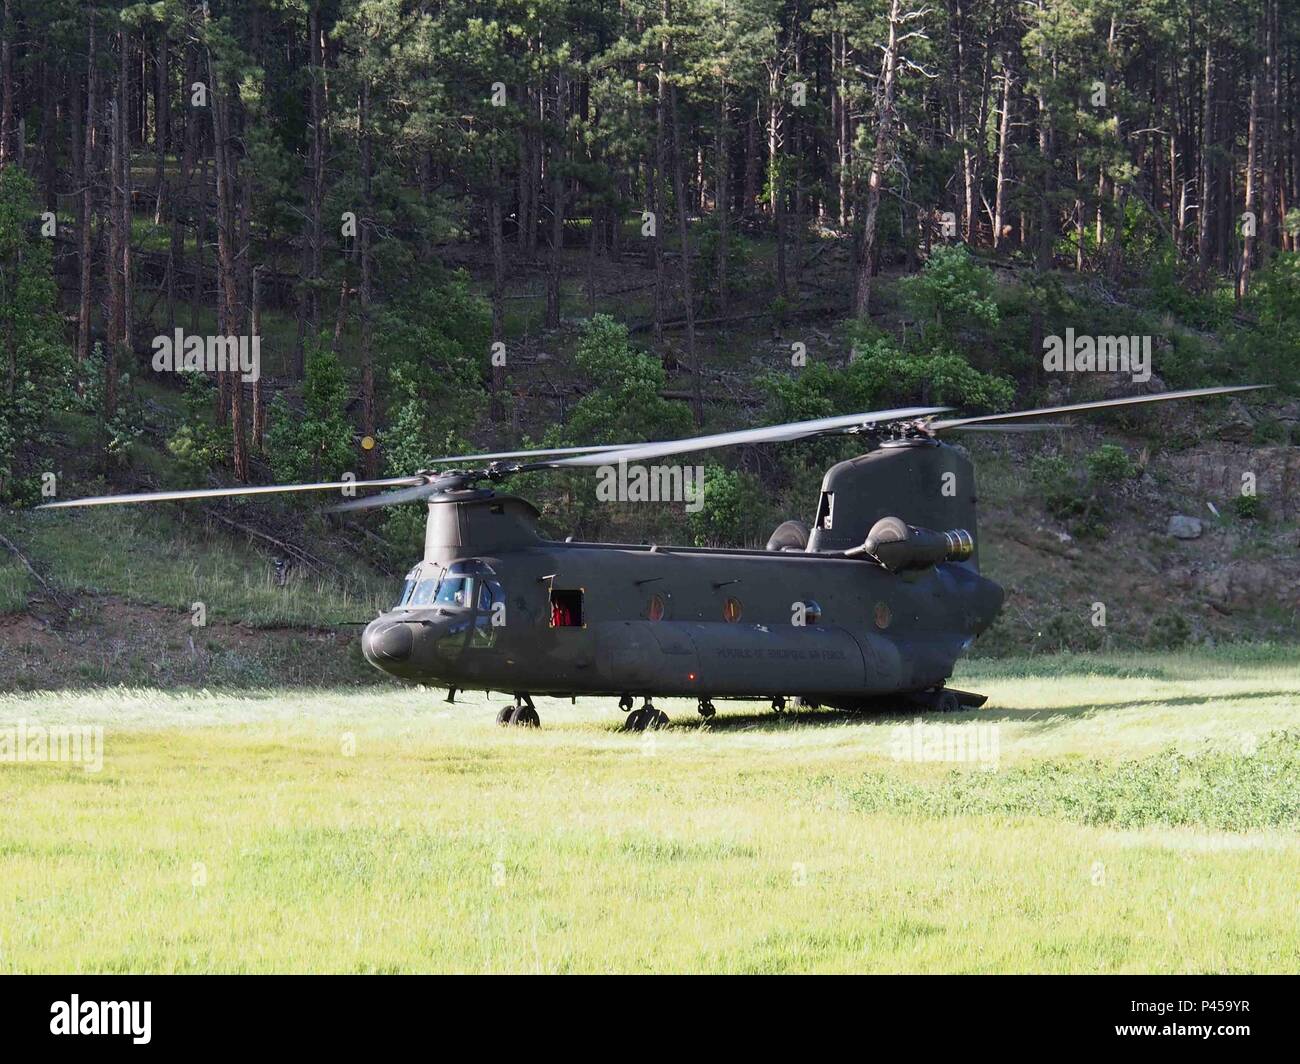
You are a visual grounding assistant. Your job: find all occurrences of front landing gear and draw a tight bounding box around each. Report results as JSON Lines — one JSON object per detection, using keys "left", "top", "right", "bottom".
{"left": 497, "top": 693, "right": 540, "bottom": 727}
{"left": 623, "top": 699, "right": 669, "bottom": 732}
{"left": 697, "top": 699, "right": 716, "bottom": 719}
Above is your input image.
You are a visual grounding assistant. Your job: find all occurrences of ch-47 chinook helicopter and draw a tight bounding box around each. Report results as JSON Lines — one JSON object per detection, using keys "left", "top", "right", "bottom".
{"left": 43, "top": 385, "right": 1259, "bottom": 729}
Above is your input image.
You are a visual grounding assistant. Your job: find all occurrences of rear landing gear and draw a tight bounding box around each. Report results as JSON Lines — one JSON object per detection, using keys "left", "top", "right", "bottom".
{"left": 498, "top": 693, "right": 540, "bottom": 727}
{"left": 697, "top": 699, "right": 716, "bottom": 719}
{"left": 624, "top": 699, "right": 669, "bottom": 732}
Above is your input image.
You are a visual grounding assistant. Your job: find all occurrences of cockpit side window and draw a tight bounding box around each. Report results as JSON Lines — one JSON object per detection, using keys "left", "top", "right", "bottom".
{"left": 435, "top": 576, "right": 474, "bottom": 608}
{"left": 398, "top": 568, "right": 419, "bottom": 607}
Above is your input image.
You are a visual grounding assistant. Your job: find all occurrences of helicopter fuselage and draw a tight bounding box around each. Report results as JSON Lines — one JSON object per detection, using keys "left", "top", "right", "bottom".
{"left": 360, "top": 495, "right": 1004, "bottom": 705}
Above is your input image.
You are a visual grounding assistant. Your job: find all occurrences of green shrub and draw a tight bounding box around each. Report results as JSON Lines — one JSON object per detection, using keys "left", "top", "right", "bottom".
{"left": 266, "top": 345, "right": 357, "bottom": 485}
{"left": 897, "top": 245, "right": 999, "bottom": 347}
{"left": 1232, "top": 493, "right": 1262, "bottom": 520}
{"left": 1146, "top": 611, "right": 1191, "bottom": 649}
{"left": 1085, "top": 444, "right": 1136, "bottom": 485}
{"left": 687, "top": 465, "right": 772, "bottom": 548}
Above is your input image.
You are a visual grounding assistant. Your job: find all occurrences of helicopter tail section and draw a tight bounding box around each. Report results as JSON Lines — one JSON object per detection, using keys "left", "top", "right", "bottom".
{"left": 806, "top": 440, "right": 981, "bottom": 569}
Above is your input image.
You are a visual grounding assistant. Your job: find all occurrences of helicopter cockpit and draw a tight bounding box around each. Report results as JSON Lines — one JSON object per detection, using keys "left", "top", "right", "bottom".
{"left": 395, "top": 560, "right": 504, "bottom": 619}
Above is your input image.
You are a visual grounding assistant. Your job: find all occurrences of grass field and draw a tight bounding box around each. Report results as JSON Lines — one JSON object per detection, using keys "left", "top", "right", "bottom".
{"left": 1, "top": 646, "right": 1298, "bottom": 973}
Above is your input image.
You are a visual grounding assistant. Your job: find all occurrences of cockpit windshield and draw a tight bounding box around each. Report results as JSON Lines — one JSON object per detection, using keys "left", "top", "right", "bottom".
{"left": 395, "top": 560, "right": 502, "bottom": 613}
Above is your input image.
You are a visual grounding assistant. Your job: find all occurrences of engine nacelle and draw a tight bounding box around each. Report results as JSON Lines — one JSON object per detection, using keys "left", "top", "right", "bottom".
{"left": 846, "top": 516, "right": 974, "bottom": 572}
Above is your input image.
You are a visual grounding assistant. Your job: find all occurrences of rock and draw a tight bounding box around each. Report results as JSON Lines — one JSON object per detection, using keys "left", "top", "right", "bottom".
{"left": 1167, "top": 515, "right": 1203, "bottom": 539}
{"left": 1215, "top": 399, "right": 1256, "bottom": 442}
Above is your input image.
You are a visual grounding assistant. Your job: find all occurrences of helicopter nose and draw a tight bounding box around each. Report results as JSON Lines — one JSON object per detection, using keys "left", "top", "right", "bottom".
{"left": 362, "top": 619, "right": 415, "bottom": 664}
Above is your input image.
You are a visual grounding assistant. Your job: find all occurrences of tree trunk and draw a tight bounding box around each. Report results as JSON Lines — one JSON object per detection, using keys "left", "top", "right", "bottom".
{"left": 546, "top": 74, "right": 565, "bottom": 330}
{"left": 489, "top": 149, "right": 506, "bottom": 424}
{"left": 667, "top": 35, "right": 702, "bottom": 427}
{"left": 294, "top": 0, "right": 324, "bottom": 376}
{"left": 715, "top": 83, "right": 730, "bottom": 316}
{"left": 359, "top": 76, "right": 376, "bottom": 478}
{"left": 77, "top": 13, "right": 98, "bottom": 364}
{"left": 854, "top": 0, "right": 902, "bottom": 317}
{"left": 992, "top": 60, "right": 1012, "bottom": 249}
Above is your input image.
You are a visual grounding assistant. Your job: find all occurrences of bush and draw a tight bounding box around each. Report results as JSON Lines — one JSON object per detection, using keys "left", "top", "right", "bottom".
{"left": 0, "top": 167, "right": 74, "bottom": 502}
{"left": 1084, "top": 444, "right": 1136, "bottom": 485}
{"left": 686, "top": 465, "right": 772, "bottom": 548}
{"left": 266, "top": 345, "right": 356, "bottom": 485}
{"left": 1146, "top": 611, "right": 1192, "bottom": 649}
{"left": 897, "top": 245, "right": 999, "bottom": 347}
{"left": 166, "top": 374, "right": 230, "bottom": 482}
{"left": 1232, "top": 493, "right": 1262, "bottom": 521}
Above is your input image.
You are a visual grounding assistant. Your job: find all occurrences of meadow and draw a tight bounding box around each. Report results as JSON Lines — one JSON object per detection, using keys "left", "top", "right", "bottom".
{"left": 1, "top": 646, "right": 1298, "bottom": 973}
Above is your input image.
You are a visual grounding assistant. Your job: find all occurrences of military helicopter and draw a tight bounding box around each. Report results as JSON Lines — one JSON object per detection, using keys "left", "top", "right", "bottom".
{"left": 42, "top": 385, "right": 1258, "bottom": 730}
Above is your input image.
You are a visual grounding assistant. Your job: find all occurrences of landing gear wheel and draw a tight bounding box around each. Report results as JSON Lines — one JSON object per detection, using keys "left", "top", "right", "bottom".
{"left": 772, "top": 696, "right": 787, "bottom": 714}
{"left": 936, "top": 690, "right": 960, "bottom": 713}
{"left": 618, "top": 694, "right": 634, "bottom": 712}
{"left": 495, "top": 706, "right": 515, "bottom": 726}
{"left": 508, "top": 705, "right": 541, "bottom": 728}
{"left": 697, "top": 699, "right": 716, "bottom": 719}
{"left": 624, "top": 704, "right": 669, "bottom": 732}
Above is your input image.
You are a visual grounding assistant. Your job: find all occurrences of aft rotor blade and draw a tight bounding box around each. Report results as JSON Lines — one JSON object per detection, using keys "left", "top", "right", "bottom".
{"left": 328, "top": 481, "right": 445, "bottom": 513}
{"left": 946, "top": 423, "right": 1070, "bottom": 432}
{"left": 36, "top": 476, "right": 428, "bottom": 510}
{"left": 542, "top": 406, "right": 952, "bottom": 468}
{"left": 928, "top": 385, "right": 1266, "bottom": 432}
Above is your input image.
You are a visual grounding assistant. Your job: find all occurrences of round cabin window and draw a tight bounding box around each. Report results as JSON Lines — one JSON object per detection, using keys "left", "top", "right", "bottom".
{"left": 722, "top": 596, "right": 743, "bottom": 623}
{"left": 647, "top": 593, "right": 667, "bottom": 622}
{"left": 802, "top": 600, "right": 822, "bottom": 625}
{"left": 874, "top": 601, "right": 892, "bottom": 629}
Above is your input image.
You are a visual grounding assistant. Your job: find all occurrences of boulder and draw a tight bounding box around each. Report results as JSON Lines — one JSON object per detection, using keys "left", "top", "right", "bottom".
{"left": 1167, "top": 515, "right": 1203, "bottom": 539}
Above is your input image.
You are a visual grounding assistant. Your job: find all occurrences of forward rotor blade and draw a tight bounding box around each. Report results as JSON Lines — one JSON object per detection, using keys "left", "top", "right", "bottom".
{"left": 36, "top": 476, "right": 428, "bottom": 510}
{"left": 928, "top": 385, "right": 1266, "bottom": 432}
{"left": 425, "top": 443, "right": 637, "bottom": 464}
{"left": 543, "top": 406, "right": 952, "bottom": 468}
{"left": 328, "top": 481, "right": 445, "bottom": 513}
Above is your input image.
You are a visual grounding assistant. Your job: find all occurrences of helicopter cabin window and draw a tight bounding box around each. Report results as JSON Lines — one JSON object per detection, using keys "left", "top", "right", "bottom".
{"left": 550, "top": 588, "right": 584, "bottom": 628}
{"left": 815, "top": 491, "right": 835, "bottom": 530}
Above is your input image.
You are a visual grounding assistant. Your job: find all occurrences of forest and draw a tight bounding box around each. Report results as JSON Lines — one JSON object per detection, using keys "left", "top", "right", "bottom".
{"left": 1, "top": 0, "right": 1298, "bottom": 556}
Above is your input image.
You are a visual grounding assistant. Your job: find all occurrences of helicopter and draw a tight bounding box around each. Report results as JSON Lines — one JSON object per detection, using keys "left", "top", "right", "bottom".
{"left": 41, "top": 384, "right": 1260, "bottom": 730}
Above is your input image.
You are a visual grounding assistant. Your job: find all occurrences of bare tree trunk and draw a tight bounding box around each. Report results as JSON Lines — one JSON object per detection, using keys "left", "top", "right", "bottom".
{"left": 359, "top": 76, "right": 376, "bottom": 478}
{"left": 546, "top": 74, "right": 565, "bottom": 330}
{"left": 77, "top": 13, "right": 98, "bottom": 364}
{"left": 667, "top": 37, "right": 702, "bottom": 426}
{"left": 489, "top": 149, "right": 506, "bottom": 424}
{"left": 1240, "top": 34, "right": 1260, "bottom": 301}
{"left": 119, "top": 31, "right": 133, "bottom": 361}
{"left": 294, "top": 0, "right": 324, "bottom": 376}
{"left": 0, "top": 0, "right": 12, "bottom": 167}
{"left": 854, "top": 0, "right": 903, "bottom": 317}
{"left": 992, "top": 60, "right": 1012, "bottom": 249}
{"left": 653, "top": 56, "right": 667, "bottom": 345}
{"left": 251, "top": 266, "right": 264, "bottom": 451}
{"left": 153, "top": 29, "right": 169, "bottom": 226}
{"left": 1197, "top": 41, "right": 1215, "bottom": 269}
{"left": 207, "top": 38, "right": 246, "bottom": 479}
{"left": 715, "top": 83, "right": 730, "bottom": 315}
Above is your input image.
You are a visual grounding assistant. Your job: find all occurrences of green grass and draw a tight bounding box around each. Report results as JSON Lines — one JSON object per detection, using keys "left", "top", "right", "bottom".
{"left": 0, "top": 555, "right": 31, "bottom": 614}
{"left": 1, "top": 646, "right": 1297, "bottom": 973}
{"left": 0, "top": 508, "right": 392, "bottom": 627}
